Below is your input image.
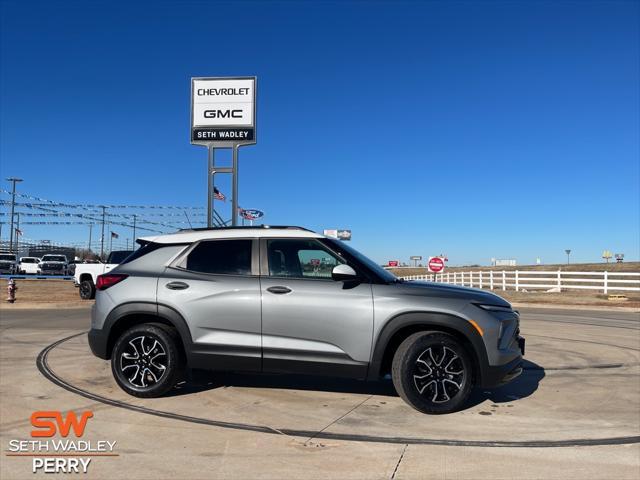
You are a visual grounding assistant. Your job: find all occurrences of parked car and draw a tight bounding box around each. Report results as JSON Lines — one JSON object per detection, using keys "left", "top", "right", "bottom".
{"left": 88, "top": 226, "right": 524, "bottom": 414}
{"left": 19, "top": 256, "right": 41, "bottom": 274}
{"left": 0, "top": 253, "right": 18, "bottom": 274}
{"left": 39, "top": 254, "right": 69, "bottom": 275}
{"left": 74, "top": 250, "right": 134, "bottom": 299}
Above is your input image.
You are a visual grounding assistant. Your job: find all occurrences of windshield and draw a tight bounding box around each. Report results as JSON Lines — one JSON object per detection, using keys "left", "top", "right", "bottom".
{"left": 43, "top": 256, "right": 66, "bottom": 262}
{"left": 322, "top": 238, "right": 398, "bottom": 284}
{"left": 0, "top": 255, "right": 15, "bottom": 261}
{"left": 21, "top": 258, "right": 37, "bottom": 263}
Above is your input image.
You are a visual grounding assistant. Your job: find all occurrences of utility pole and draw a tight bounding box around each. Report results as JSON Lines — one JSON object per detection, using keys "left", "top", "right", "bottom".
{"left": 88, "top": 224, "right": 93, "bottom": 253}
{"left": 15, "top": 212, "right": 20, "bottom": 254}
{"left": 6, "top": 177, "right": 23, "bottom": 253}
{"left": 100, "top": 206, "right": 106, "bottom": 259}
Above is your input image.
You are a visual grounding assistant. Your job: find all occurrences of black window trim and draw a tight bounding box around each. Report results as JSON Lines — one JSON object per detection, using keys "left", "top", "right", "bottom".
{"left": 169, "top": 238, "right": 259, "bottom": 277}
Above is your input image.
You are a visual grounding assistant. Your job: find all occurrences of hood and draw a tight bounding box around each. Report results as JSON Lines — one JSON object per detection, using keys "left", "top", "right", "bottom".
{"left": 398, "top": 280, "right": 511, "bottom": 307}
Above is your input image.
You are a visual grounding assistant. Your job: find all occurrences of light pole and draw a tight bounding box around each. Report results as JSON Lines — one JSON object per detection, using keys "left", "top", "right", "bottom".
{"left": 565, "top": 249, "right": 571, "bottom": 265}
{"left": 6, "top": 177, "right": 23, "bottom": 253}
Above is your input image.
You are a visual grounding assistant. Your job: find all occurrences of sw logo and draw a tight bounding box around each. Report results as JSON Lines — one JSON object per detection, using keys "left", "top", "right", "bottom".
{"left": 31, "top": 410, "right": 93, "bottom": 438}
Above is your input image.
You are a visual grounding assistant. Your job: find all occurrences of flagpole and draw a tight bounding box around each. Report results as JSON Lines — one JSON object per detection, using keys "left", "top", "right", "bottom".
{"left": 109, "top": 232, "right": 113, "bottom": 255}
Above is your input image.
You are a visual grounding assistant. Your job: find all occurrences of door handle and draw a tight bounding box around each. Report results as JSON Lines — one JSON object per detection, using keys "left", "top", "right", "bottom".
{"left": 267, "top": 286, "right": 292, "bottom": 294}
{"left": 166, "top": 281, "right": 189, "bottom": 290}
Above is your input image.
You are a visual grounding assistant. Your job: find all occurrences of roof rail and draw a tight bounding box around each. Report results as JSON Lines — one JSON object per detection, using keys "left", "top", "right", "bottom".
{"left": 177, "top": 225, "right": 315, "bottom": 233}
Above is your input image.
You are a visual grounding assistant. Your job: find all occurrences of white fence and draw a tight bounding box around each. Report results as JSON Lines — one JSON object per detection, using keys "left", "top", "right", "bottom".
{"left": 399, "top": 270, "right": 640, "bottom": 294}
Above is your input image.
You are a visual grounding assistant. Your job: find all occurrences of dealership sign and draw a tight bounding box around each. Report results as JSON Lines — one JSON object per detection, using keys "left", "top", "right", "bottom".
{"left": 388, "top": 260, "right": 399, "bottom": 267}
{"left": 239, "top": 208, "right": 264, "bottom": 220}
{"left": 191, "top": 77, "right": 256, "bottom": 145}
{"left": 428, "top": 256, "right": 445, "bottom": 273}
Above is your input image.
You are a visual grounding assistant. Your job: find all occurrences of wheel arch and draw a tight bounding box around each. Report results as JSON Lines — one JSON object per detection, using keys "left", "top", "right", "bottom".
{"left": 103, "top": 303, "right": 193, "bottom": 361}
{"left": 367, "top": 311, "right": 489, "bottom": 384}
{"left": 79, "top": 273, "right": 94, "bottom": 284}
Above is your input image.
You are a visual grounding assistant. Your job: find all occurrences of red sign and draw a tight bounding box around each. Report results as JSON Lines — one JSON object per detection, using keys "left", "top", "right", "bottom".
{"left": 428, "top": 257, "right": 445, "bottom": 273}
{"left": 388, "top": 260, "right": 399, "bottom": 267}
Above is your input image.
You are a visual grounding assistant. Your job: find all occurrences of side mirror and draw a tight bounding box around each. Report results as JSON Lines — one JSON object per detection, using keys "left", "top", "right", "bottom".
{"left": 331, "top": 264, "right": 359, "bottom": 282}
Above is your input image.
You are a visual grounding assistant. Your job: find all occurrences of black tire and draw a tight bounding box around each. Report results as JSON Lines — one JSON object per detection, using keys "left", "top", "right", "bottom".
{"left": 392, "top": 331, "right": 474, "bottom": 414}
{"left": 79, "top": 279, "right": 96, "bottom": 300}
{"left": 111, "top": 323, "right": 185, "bottom": 398}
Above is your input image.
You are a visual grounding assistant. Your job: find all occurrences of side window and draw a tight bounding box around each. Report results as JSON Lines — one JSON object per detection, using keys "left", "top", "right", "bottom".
{"left": 185, "top": 240, "right": 252, "bottom": 275}
{"left": 267, "top": 239, "right": 344, "bottom": 279}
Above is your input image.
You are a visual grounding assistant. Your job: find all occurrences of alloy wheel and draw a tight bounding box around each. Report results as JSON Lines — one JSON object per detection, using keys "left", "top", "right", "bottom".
{"left": 413, "top": 345, "right": 465, "bottom": 404}
{"left": 119, "top": 335, "right": 167, "bottom": 388}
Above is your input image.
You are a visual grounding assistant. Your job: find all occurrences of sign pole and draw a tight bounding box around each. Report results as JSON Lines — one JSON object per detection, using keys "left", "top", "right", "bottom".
{"left": 232, "top": 145, "right": 239, "bottom": 226}
{"left": 207, "top": 145, "right": 214, "bottom": 228}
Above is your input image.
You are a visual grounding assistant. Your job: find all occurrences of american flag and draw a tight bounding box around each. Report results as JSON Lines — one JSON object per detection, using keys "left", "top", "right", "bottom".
{"left": 111, "top": 231, "right": 119, "bottom": 239}
{"left": 15, "top": 228, "right": 23, "bottom": 236}
{"left": 213, "top": 187, "right": 226, "bottom": 201}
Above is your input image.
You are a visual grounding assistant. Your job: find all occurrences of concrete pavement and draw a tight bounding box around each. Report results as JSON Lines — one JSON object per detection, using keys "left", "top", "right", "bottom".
{"left": 1, "top": 306, "right": 639, "bottom": 479}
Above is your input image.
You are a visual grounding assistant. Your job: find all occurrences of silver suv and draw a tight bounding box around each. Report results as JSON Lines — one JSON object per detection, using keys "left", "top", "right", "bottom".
{"left": 88, "top": 226, "right": 524, "bottom": 414}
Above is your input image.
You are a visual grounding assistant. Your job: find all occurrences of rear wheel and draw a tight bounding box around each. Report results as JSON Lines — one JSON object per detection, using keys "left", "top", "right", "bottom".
{"left": 79, "top": 279, "right": 95, "bottom": 300}
{"left": 111, "top": 323, "right": 184, "bottom": 398}
{"left": 392, "top": 331, "right": 474, "bottom": 414}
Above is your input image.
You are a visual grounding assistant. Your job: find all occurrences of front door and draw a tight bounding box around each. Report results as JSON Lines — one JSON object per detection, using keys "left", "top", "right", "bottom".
{"left": 259, "top": 238, "right": 374, "bottom": 379}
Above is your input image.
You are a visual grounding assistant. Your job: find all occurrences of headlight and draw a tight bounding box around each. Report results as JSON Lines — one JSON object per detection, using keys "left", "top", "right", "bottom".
{"left": 474, "top": 303, "right": 514, "bottom": 313}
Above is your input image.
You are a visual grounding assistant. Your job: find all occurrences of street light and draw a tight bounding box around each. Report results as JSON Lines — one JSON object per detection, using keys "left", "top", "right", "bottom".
{"left": 6, "top": 177, "right": 23, "bottom": 253}
{"left": 565, "top": 249, "right": 571, "bottom": 265}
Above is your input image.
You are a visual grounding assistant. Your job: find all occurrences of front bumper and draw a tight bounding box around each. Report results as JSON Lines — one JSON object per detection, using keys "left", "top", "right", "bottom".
{"left": 480, "top": 336, "right": 525, "bottom": 388}
{"left": 88, "top": 328, "right": 109, "bottom": 359}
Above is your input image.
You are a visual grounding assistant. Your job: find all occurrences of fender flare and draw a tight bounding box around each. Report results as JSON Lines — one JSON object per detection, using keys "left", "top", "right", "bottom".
{"left": 367, "top": 311, "right": 489, "bottom": 384}
{"left": 102, "top": 302, "right": 194, "bottom": 359}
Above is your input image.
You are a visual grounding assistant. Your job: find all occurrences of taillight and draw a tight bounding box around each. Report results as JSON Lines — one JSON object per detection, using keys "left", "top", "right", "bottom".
{"left": 96, "top": 273, "right": 128, "bottom": 290}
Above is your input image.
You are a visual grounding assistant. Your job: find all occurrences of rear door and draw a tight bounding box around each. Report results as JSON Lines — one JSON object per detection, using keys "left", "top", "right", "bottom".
{"left": 259, "top": 238, "right": 374, "bottom": 378}
{"left": 159, "top": 238, "right": 261, "bottom": 371}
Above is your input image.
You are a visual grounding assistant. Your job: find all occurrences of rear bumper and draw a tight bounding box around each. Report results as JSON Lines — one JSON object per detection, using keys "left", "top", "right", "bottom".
{"left": 88, "top": 328, "right": 109, "bottom": 359}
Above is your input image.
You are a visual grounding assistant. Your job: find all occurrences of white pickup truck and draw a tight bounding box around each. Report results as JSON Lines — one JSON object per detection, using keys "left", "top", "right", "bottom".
{"left": 74, "top": 250, "right": 133, "bottom": 299}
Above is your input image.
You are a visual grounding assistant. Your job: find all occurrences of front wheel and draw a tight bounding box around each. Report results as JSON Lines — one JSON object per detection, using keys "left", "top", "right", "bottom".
{"left": 111, "top": 323, "right": 184, "bottom": 398}
{"left": 392, "top": 331, "right": 474, "bottom": 414}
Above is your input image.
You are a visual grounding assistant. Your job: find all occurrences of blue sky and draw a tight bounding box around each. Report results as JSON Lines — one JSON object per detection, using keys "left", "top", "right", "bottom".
{"left": 1, "top": 0, "right": 638, "bottom": 265}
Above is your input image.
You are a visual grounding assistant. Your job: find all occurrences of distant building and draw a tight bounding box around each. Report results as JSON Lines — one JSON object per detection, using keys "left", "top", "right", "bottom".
{"left": 495, "top": 259, "right": 517, "bottom": 267}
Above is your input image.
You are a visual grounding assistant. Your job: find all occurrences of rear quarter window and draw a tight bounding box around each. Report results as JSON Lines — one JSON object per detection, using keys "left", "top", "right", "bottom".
{"left": 182, "top": 240, "right": 252, "bottom": 276}
{"left": 119, "top": 243, "right": 188, "bottom": 271}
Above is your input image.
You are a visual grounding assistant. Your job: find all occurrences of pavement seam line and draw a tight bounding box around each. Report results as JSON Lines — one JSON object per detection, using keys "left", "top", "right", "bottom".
{"left": 390, "top": 443, "right": 408, "bottom": 480}
{"left": 303, "top": 395, "right": 373, "bottom": 445}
